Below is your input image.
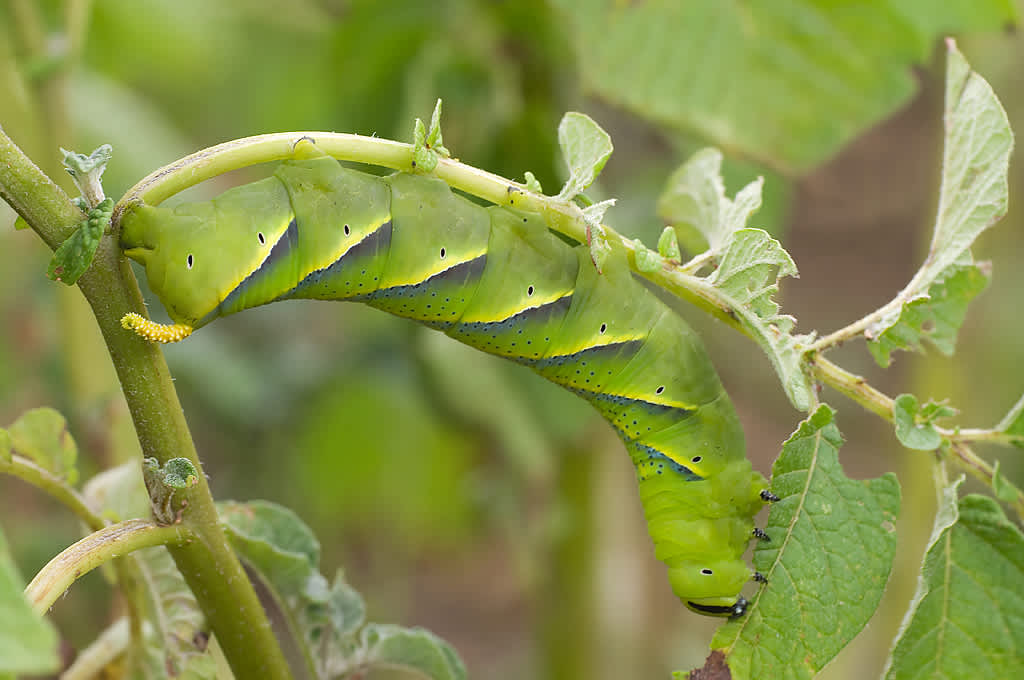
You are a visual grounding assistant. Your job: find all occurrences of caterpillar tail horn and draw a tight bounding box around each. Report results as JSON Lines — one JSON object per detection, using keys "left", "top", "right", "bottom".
{"left": 121, "top": 312, "right": 194, "bottom": 343}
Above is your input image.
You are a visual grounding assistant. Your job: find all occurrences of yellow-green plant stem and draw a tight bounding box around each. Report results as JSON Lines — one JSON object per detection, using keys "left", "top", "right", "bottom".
{"left": 0, "top": 454, "right": 106, "bottom": 531}
{"left": 26, "top": 519, "right": 187, "bottom": 615}
{"left": 0, "top": 127, "right": 293, "bottom": 680}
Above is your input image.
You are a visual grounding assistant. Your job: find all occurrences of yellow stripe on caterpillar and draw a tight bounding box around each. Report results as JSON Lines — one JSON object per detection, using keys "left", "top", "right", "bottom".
{"left": 121, "top": 312, "right": 194, "bottom": 343}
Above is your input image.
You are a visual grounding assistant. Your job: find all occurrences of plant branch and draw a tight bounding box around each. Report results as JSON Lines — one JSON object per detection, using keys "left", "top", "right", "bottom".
{"left": 25, "top": 519, "right": 187, "bottom": 615}
{"left": 808, "top": 353, "right": 1024, "bottom": 518}
{"left": 0, "top": 127, "right": 293, "bottom": 680}
{"left": 0, "top": 453, "right": 106, "bottom": 531}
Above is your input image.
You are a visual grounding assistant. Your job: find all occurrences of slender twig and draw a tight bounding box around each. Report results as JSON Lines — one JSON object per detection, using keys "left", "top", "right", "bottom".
{"left": 0, "top": 454, "right": 106, "bottom": 531}
{"left": 26, "top": 519, "right": 188, "bottom": 615}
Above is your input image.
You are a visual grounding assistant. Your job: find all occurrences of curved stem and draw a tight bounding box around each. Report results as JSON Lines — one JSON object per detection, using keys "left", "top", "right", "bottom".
{"left": 26, "top": 519, "right": 188, "bottom": 615}
{"left": 0, "top": 454, "right": 106, "bottom": 531}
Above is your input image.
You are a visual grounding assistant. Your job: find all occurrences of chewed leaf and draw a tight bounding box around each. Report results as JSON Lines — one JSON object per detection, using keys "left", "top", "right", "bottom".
{"left": 0, "top": 527, "right": 60, "bottom": 675}
{"left": 919, "top": 41, "right": 1013, "bottom": 289}
{"left": 883, "top": 493, "right": 1024, "bottom": 680}
{"left": 867, "top": 262, "right": 989, "bottom": 368}
{"left": 707, "top": 228, "right": 810, "bottom": 410}
{"left": 712, "top": 405, "right": 900, "bottom": 679}
{"left": 6, "top": 407, "right": 78, "bottom": 484}
{"left": 556, "top": 112, "right": 613, "bottom": 201}
{"left": 657, "top": 148, "right": 764, "bottom": 258}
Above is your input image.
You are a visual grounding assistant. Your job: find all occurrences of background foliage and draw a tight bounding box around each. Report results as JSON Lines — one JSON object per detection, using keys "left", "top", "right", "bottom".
{"left": 1, "top": 1, "right": 1022, "bottom": 678}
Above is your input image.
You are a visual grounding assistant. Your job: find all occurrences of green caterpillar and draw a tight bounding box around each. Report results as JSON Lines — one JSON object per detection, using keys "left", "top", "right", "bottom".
{"left": 119, "top": 141, "right": 772, "bottom": 618}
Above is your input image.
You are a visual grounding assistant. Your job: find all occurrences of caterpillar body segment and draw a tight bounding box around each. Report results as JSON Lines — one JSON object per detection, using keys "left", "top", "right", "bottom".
{"left": 119, "top": 147, "right": 770, "bottom": 616}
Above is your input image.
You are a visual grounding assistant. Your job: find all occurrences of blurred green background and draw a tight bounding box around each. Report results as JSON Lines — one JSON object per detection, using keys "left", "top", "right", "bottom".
{"left": 1, "top": 1, "right": 1022, "bottom": 678}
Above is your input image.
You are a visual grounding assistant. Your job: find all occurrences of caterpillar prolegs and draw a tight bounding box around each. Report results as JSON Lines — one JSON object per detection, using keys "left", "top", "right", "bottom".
{"left": 119, "top": 142, "right": 772, "bottom": 617}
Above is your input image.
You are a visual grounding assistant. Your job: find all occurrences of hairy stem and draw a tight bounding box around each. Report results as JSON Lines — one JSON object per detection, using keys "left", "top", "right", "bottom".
{"left": 0, "top": 127, "right": 293, "bottom": 680}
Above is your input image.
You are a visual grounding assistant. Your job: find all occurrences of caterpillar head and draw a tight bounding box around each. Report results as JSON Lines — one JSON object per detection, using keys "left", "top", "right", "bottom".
{"left": 119, "top": 177, "right": 292, "bottom": 327}
{"left": 668, "top": 557, "right": 753, "bottom": 618}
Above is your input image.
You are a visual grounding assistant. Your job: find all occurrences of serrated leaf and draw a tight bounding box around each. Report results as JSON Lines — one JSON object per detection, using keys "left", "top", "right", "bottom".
{"left": 996, "top": 393, "right": 1024, "bottom": 448}
{"left": 892, "top": 394, "right": 950, "bottom": 451}
{"left": 712, "top": 405, "right": 901, "bottom": 679}
{"left": 553, "top": 1, "right": 1016, "bottom": 172}
{"left": 707, "top": 228, "right": 811, "bottom": 411}
{"left": 556, "top": 112, "right": 613, "bottom": 201}
{"left": 0, "top": 527, "right": 60, "bottom": 674}
{"left": 359, "top": 624, "right": 467, "bottom": 680}
{"left": 6, "top": 407, "right": 78, "bottom": 484}
{"left": 883, "top": 493, "right": 1024, "bottom": 680}
{"left": 867, "top": 263, "right": 990, "bottom": 367}
{"left": 658, "top": 148, "right": 764, "bottom": 256}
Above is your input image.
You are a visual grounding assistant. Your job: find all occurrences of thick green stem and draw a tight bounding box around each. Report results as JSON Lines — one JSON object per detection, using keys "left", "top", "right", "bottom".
{"left": 26, "top": 519, "right": 187, "bottom": 615}
{"left": 0, "top": 126, "right": 293, "bottom": 680}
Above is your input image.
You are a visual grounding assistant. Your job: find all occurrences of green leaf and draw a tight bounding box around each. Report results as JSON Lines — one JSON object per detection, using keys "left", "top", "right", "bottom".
{"left": 883, "top": 493, "right": 1024, "bottom": 680}
{"left": 62, "top": 144, "right": 113, "bottom": 208}
{"left": 554, "top": 1, "right": 1016, "bottom": 172}
{"left": 868, "top": 262, "right": 990, "bottom": 367}
{"left": 220, "top": 500, "right": 376, "bottom": 679}
{"left": 523, "top": 171, "right": 543, "bottom": 194}
{"left": 708, "top": 227, "right": 810, "bottom": 411}
{"left": 556, "top": 112, "right": 613, "bottom": 201}
{"left": 359, "top": 624, "right": 467, "bottom": 680}
{"left": 922, "top": 42, "right": 1013, "bottom": 287}
{"left": 991, "top": 461, "right": 1018, "bottom": 504}
{"left": 712, "top": 405, "right": 901, "bottom": 678}
{"left": 892, "top": 394, "right": 955, "bottom": 451}
{"left": 47, "top": 197, "right": 114, "bottom": 285}
{"left": 6, "top": 407, "right": 78, "bottom": 484}
{"left": 0, "top": 527, "right": 60, "bottom": 675}
{"left": 996, "top": 393, "right": 1024, "bottom": 448}
{"left": 657, "top": 148, "right": 763, "bottom": 257}
{"left": 656, "top": 226, "right": 680, "bottom": 260}
{"left": 162, "top": 457, "right": 199, "bottom": 489}
{"left": 411, "top": 100, "right": 450, "bottom": 173}
{"left": 587, "top": 225, "right": 612, "bottom": 272}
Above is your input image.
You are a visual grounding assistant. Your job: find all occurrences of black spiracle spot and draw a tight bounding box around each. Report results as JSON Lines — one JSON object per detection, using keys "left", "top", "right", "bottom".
{"left": 257, "top": 232, "right": 266, "bottom": 245}
{"left": 186, "top": 254, "right": 194, "bottom": 269}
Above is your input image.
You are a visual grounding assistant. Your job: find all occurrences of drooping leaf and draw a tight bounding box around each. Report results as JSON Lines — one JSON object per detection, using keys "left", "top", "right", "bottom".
{"left": 883, "top": 491, "right": 1024, "bottom": 680}
{"left": 712, "top": 405, "right": 901, "bottom": 679}
{"left": 0, "top": 527, "right": 60, "bottom": 675}
{"left": 6, "top": 407, "right": 78, "bottom": 484}
{"left": 866, "top": 42, "right": 1011, "bottom": 361}
{"left": 556, "top": 112, "right": 613, "bottom": 201}
{"left": 554, "top": 1, "right": 1016, "bottom": 172}
{"left": 47, "top": 197, "right": 114, "bottom": 285}
{"left": 867, "top": 262, "right": 990, "bottom": 367}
